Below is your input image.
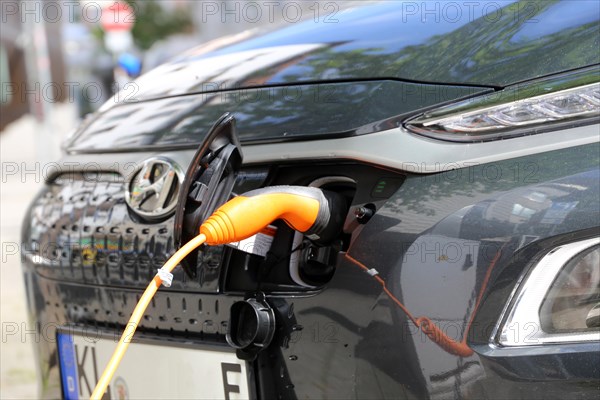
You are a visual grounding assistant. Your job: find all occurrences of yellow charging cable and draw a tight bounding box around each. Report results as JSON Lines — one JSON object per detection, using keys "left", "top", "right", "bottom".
{"left": 91, "top": 186, "right": 338, "bottom": 399}
{"left": 90, "top": 233, "right": 207, "bottom": 400}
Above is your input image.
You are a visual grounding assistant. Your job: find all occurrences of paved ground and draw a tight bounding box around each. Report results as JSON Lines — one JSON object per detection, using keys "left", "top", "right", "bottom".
{"left": 1, "top": 106, "right": 77, "bottom": 399}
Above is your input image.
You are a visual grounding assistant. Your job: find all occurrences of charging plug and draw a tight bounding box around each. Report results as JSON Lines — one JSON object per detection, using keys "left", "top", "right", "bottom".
{"left": 200, "top": 186, "right": 346, "bottom": 246}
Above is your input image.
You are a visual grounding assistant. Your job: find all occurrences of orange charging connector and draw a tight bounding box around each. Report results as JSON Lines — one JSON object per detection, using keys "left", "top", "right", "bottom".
{"left": 91, "top": 187, "right": 336, "bottom": 399}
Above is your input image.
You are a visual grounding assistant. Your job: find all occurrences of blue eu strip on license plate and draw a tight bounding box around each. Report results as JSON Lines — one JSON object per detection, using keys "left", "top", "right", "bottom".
{"left": 57, "top": 333, "right": 79, "bottom": 399}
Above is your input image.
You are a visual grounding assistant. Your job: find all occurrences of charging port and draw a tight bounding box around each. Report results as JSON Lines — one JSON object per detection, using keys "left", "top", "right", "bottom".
{"left": 290, "top": 177, "right": 355, "bottom": 288}
{"left": 222, "top": 177, "right": 356, "bottom": 293}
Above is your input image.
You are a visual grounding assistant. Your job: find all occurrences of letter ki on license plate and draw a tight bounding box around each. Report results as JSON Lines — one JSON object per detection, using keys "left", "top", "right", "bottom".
{"left": 57, "top": 332, "right": 250, "bottom": 399}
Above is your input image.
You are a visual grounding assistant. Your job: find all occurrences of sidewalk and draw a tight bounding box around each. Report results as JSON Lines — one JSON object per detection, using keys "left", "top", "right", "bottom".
{"left": 0, "top": 105, "right": 77, "bottom": 399}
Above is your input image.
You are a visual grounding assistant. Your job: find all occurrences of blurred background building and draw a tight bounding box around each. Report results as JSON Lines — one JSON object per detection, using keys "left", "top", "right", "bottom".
{"left": 1, "top": 0, "right": 298, "bottom": 131}
{"left": 0, "top": 1, "right": 298, "bottom": 397}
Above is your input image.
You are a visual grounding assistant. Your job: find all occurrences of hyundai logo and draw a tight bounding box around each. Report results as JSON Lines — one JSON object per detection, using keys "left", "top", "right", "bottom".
{"left": 125, "top": 157, "right": 184, "bottom": 220}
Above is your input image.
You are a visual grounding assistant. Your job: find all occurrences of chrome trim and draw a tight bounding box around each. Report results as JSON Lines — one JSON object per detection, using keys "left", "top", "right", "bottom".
{"left": 498, "top": 237, "right": 600, "bottom": 346}
{"left": 125, "top": 156, "right": 184, "bottom": 220}
{"left": 43, "top": 122, "right": 599, "bottom": 180}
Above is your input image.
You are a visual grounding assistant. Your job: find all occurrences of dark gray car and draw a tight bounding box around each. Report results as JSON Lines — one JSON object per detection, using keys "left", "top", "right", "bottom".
{"left": 22, "top": 1, "right": 600, "bottom": 399}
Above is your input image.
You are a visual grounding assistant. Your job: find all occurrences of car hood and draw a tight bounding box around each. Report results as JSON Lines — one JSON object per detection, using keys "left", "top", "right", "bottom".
{"left": 116, "top": 0, "right": 598, "bottom": 103}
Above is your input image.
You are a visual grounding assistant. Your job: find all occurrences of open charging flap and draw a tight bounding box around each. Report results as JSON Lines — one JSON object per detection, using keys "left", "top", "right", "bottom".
{"left": 174, "top": 113, "right": 243, "bottom": 278}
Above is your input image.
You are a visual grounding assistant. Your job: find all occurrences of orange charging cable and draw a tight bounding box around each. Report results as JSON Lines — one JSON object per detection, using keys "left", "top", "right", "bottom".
{"left": 91, "top": 184, "right": 500, "bottom": 396}
{"left": 92, "top": 186, "right": 335, "bottom": 399}
{"left": 346, "top": 254, "right": 472, "bottom": 357}
{"left": 91, "top": 233, "right": 207, "bottom": 400}
{"left": 345, "top": 248, "right": 503, "bottom": 357}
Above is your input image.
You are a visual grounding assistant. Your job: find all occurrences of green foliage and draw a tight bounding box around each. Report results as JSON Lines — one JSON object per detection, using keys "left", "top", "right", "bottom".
{"left": 125, "top": 0, "right": 194, "bottom": 50}
{"left": 95, "top": 0, "right": 194, "bottom": 51}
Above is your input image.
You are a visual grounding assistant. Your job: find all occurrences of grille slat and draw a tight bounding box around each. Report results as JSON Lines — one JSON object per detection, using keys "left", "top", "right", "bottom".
{"left": 27, "top": 174, "right": 223, "bottom": 293}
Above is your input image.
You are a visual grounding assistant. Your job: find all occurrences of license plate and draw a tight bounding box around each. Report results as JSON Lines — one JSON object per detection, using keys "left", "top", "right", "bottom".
{"left": 57, "top": 330, "right": 251, "bottom": 399}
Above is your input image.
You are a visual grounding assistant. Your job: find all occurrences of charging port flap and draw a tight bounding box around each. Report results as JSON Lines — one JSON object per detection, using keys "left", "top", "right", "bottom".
{"left": 174, "top": 113, "right": 243, "bottom": 277}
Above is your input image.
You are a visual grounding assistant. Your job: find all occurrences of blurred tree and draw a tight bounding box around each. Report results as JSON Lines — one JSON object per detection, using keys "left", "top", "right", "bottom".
{"left": 126, "top": 0, "right": 194, "bottom": 50}
{"left": 93, "top": 0, "right": 194, "bottom": 51}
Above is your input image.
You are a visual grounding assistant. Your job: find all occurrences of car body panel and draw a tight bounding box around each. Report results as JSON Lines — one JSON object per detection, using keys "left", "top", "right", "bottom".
{"left": 19, "top": 1, "right": 600, "bottom": 398}
{"left": 22, "top": 143, "right": 600, "bottom": 399}
{"left": 66, "top": 81, "right": 487, "bottom": 153}
{"left": 122, "top": 1, "right": 600, "bottom": 102}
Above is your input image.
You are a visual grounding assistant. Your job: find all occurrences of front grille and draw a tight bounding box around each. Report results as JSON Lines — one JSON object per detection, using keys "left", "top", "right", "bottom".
{"left": 39, "top": 278, "right": 232, "bottom": 339}
{"left": 23, "top": 173, "right": 224, "bottom": 292}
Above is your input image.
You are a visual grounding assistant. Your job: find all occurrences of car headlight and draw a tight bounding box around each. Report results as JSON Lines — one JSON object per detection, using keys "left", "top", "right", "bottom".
{"left": 498, "top": 237, "right": 600, "bottom": 346}
{"left": 405, "top": 67, "right": 600, "bottom": 142}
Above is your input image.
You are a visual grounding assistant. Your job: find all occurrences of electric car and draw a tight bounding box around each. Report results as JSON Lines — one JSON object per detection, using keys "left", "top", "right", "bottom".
{"left": 21, "top": 1, "right": 600, "bottom": 399}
